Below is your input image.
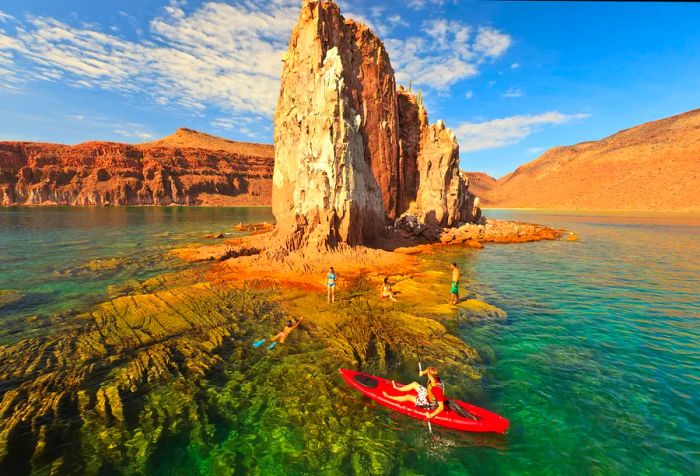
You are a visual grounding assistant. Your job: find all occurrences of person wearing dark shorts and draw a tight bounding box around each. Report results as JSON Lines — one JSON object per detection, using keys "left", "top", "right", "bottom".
{"left": 450, "top": 262, "right": 460, "bottom": 304}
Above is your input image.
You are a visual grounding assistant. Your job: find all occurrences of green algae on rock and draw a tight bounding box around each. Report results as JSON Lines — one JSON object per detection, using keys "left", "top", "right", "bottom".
{"left": 0, "top": 246, "right": 496, "bottom": 475}
{"left": 0, "top": 290, "right": 22, "bottom": 308}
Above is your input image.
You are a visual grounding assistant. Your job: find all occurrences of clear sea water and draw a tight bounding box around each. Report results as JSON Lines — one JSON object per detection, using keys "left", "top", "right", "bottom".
{"left": 446, "top": 209, "right": 700, "bottom": 475}
{"left": 0, "top": 207, "right": 698, "bottom": 474}
{"left": 0, "top": 206, "right": 274, "bottom": 343}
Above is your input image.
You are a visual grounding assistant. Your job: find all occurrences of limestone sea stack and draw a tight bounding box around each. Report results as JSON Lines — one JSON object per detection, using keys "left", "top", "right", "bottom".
{"left": 272, "top": 0, "right": 479, "bottom": 251}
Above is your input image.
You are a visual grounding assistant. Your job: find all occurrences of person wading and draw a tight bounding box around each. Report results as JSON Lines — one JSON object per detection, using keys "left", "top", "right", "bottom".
{"left": 450, "top": 262, "right": 460, "bottom": 305}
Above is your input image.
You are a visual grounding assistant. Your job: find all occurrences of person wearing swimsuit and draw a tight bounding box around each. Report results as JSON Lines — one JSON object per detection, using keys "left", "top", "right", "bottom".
{"left": 382, "top": 367, "right": 446, "bottom": 420}
{"left": 380, "top": 277, "right": 398, "bottom": 302}
{"left": 450, "top": 262, "right": 460, "bottom": 305}
{"left": 327, "top": 267, "right": 336, "bottom": 303}
{"left": 253, "top": 318, "right": 303, "bottom": 350}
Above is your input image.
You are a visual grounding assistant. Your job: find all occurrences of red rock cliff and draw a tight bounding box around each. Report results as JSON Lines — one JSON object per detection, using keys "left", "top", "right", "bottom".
{"left": 0, "top": 129, "right": 274, "bottom": 206}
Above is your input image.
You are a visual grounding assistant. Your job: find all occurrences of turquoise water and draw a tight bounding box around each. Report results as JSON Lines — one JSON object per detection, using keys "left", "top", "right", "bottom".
{"left": 1, "top": 207, "right": 698, "bottom": 474}
{"left": 0, "top": 206, "right": 274, "bottom": 343}
{"left": 443, "top": 210, "right": 700, "bottom": 474}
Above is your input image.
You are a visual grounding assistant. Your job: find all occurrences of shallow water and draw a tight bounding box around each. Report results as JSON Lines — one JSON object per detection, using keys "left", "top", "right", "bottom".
{"left": 1, "top": 207, "right": 698, "bottom": 474}
{"left": 445, "top": 210, "right": 700, "bottom": 475}
{"left": 0, "top": 206, "right": 273, "bottom": 342}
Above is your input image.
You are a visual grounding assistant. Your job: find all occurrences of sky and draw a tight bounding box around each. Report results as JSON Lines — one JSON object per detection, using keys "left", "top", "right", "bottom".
{"left": 0, "top": 0, "right": 699, "bottom": 178}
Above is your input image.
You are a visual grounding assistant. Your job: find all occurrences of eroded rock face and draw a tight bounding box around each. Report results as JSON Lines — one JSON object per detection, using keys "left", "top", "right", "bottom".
{"left": 272, "top": 1, "right": 386, "bottom": 250}
{"left": 0, "top": 133, "right": 274, "bottom": 206}
{"left": 272, "top": 1, "right": 480, "bottom": 250}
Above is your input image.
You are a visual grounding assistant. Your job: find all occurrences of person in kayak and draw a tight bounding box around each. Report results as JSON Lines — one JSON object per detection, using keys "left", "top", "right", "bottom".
{"left": 380, "top": 277, "right": 398, "bottom": 302}
{"left": 327, "top": 267, "right": 336, "bottom": 303}
{"left": 253, "top": 318, "right": 303, "bottom": 350}
{"left": 383, "top": 367, "right": 445, "bottom": 419}
{"left": 450, "top": 262, "right": 460, "bottom": 304}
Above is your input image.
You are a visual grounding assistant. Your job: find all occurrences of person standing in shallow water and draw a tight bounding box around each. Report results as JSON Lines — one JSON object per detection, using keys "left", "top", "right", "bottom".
{"left": 327, "top": 267, "right": 336, "bottom": 303}
{"left": 450, "top": 262, "right": 460, "bottom": 304}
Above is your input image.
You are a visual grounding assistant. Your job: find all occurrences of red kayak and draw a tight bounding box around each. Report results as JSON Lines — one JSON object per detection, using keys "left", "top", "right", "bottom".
{"left": 339, "top": 368, "right": 509, "bottom": 434}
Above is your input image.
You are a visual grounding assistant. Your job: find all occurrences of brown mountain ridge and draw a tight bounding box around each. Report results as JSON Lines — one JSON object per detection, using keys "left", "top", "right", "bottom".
{"left": 0, "top": 129, "right": 274, "bottom": 206}
{"left": 481, "top": 108, "right": 700, "bottom": 212}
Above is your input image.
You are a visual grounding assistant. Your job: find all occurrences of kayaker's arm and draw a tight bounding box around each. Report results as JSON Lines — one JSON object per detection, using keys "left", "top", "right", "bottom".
{"left": 425, "top": 401, "right": 444, "bottom": 420}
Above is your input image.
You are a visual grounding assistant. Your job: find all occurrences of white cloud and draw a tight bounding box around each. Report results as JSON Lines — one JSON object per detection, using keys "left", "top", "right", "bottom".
{"left": 387, "top": 15, "right": 409, "bottom": 29}
{"left": 386, "top": 20, "right": 511, "bottom": 90}
{"left": 510, "top": 62, "right": 520, "bottom": 70}
{"left": 503, "top": 87, "right": 523, "bottom": 98}
{"left": 0, "top": 1, "right": 298, "bottom": 118}
{"left": 455, "top": 112, "right": 590, "bottom": 153}
{"left": 473, "top": 27, "right": 511, "bottom": 58}
{"left": 407, "top": 0, "right": 456, "bottom": 10}
{"left": 526, "top": 146, "right": 545, "bottom": 156}
{"left": 465, "top": 90, "right": 474, "bottom": 99}
{"left": 114, "top": 128, "right": 155, "bottom": 141}
{"left": 0, "top": 1, "right": 513, "bottom": 135}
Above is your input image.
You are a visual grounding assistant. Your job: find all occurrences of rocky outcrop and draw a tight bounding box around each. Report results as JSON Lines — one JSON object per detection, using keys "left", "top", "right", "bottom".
{"left": 462, "top": 172, "right": 497, "bottom": 205}
{"left": 0, "top": 129, "right": 274, "bottom": 206}
{"left": 272, "top": 0, "right": 479, "bottom": 251}
{"left": 396, "top": 87, "right": 426, "bottom": 213}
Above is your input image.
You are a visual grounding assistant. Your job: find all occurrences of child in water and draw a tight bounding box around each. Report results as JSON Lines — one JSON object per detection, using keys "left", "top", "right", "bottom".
{"left": 253, "top": 318, "right": 304, "bottom": 350}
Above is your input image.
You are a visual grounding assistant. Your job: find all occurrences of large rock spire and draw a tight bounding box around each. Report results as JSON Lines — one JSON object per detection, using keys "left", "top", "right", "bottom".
{"left": 272, "top": 0, "right": 479, "bottom": 250}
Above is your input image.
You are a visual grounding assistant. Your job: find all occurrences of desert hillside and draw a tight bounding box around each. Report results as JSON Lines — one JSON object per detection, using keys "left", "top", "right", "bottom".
{"left": 484, "top": 109, "right": 700, "bottom": 212}
{"left": 142, "top": 128, "right": 274, "bottom": 158}
{"left": 0, "top": 129, "right": 274, "bottom": 206}
{"left": 463, "top": 172, "right": 497, "bottom": 204}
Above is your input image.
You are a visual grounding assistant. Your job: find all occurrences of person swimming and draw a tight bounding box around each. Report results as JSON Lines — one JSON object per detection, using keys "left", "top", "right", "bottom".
{"left": 253, "top": 318, "right": 304, "bottom": 350}
{"left": 382, "top": 367, "right": 445, "bottom": 420}
{"left": 380, "top": 277, "right": 398, "bottom": 302}
{"left": 327, "top": 267, "right": 336, "bottom": 303}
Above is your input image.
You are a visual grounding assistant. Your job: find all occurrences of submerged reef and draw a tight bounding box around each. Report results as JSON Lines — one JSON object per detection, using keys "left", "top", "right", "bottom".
{"left": 0, "top": 243, "right": 505, "bottom": 474}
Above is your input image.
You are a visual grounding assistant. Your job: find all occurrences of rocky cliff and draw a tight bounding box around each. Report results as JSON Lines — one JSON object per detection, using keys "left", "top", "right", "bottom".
{"left": 272, "top": 0, "right": 478, "bottom": 250}
{"left": 0, "top": 129, "right": 274, "bottom": 206}
{"left": 463, "top": 172, "right": 497, "bottom": 205}
{"left": 483, "top": 109, "right": 700, "bottom": 211}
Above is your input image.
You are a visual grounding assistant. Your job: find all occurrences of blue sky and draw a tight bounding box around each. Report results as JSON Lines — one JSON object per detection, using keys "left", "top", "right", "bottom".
{"left": 0, "top": 0, "right": 698, "bottom": 178}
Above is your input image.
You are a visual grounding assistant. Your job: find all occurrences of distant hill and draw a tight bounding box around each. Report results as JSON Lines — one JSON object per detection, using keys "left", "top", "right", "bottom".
{"left": 0, "top": 129, "right": 274, "bottom": 206}
{"left": 141, "top": 128, "right": 274, "bottom": 158}
{"left": 463, "top": 172, "right": 497, "bottom": 205}
{"left": 483, "top": 109, "right": 700, "bottom": 212}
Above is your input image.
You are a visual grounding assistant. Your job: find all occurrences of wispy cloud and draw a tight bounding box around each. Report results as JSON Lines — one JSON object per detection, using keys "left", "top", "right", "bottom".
{"left": 455, "top": 112, "right": 590, "bottom": 153}
{"left": 526, "top": 146, "right": 545, "bottom": 156}
{"left": 0, "top": 2, "right": 514, "bottom": 131}
{"left": 113, "top": 126, "right": 155, "bottom": 142}
{"left": 503, "top": 87, "right": 523, "bottom": 98}
{"left": 407, "top": 0, "right": 457, "bottom": 10}
{"left": 386, "top": 21, "right": 511, "bottom": 90}
{"left": 0, "top": 2, "right": 298, "bottom": 118}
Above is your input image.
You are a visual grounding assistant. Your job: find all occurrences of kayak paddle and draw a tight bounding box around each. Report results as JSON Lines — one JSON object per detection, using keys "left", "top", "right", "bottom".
{"left": 418, "top": 361, "right": 433, "bottom": 435}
